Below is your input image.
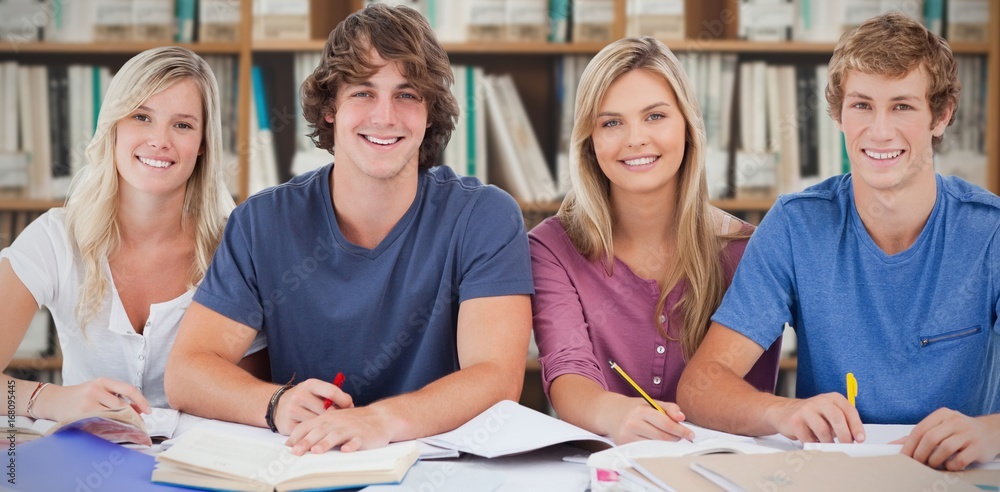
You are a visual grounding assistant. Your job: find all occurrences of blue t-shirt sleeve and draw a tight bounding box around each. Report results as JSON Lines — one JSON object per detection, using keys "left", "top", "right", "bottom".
{"left": 457, "top": 187, "right": 534, "bottom": 302}
{"left": 193, "top": 210, "right": 265, "bottom": 330}
{"left": 712, "top": 201, "right": 796, "bottom": 350}
{"left": 993, "top": 224, "right": 1000, "bottom": 336}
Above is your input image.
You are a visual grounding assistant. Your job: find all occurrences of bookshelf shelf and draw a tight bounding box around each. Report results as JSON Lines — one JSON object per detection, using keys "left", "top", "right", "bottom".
{"left": 253, "top": 40, "right": 613, "bottom": 55}
{"left": 254, "top": 39, "right": 991, "bottom": 56}
{"left": 711, "top": 199, "right": 776, "bottom": 212}
{"left": 0, "top": 199, "right": 65, "bottom": 211}
{"left": 669, "top": 39, "right": 990, "bottom": 55}
{"left": 0, "top": 42, "right": 242, "bottom": 55}
{"left": 5, "top": 356, "right": 62, "bottom": 372}
{"left": 516, "top": 199, "right": 776, "bottom": 216}
{"left": 517, "top": 201, "right": 560, "bottom": 214}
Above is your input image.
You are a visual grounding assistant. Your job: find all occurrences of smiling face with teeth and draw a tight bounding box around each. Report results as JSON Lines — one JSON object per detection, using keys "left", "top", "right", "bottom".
{"left": 114, "top": 78, "right": 203, "bottom": 200}
{"left": 329, "top": 50, "right": 428, "bottom": 185}
{"left": 838, "top": 67, "right": 951, "bottom": 196}
{"left": 591, "top": 69, "right": 687, "bottom": 199}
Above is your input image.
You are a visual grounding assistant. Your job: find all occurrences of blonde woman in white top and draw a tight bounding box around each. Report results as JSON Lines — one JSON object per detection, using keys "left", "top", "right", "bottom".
{"left": 0, "top": 46, "right": 264, "bottom": 421}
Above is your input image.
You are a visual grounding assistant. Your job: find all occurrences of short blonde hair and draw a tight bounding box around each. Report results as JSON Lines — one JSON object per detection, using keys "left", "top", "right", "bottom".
{"left": 827, "top": 11, "right": 960, "bottom": 148}
{"left": 65, "top": 46, "right": 234, "bottom": 331}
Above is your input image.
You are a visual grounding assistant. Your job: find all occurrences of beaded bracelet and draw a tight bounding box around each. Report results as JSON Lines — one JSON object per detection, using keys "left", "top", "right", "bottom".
{"left": 26, "top": 382, "right": 50, "bottom": 419}
{"left": 264, "top": 373, "right": 296, "bottom": 433}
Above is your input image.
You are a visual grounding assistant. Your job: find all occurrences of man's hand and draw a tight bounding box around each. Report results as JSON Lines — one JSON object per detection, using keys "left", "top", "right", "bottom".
{"left": 273, "top": 378, "right": 353, "bottom": 436}
{"left": 766, "top": 392, "right": 865, "bottom": 443}
{"left": 285, "top": 405, "right": 393, "bottom": 455}
{"left": 897, "top": 408, "right": 1000, "bottom": 470}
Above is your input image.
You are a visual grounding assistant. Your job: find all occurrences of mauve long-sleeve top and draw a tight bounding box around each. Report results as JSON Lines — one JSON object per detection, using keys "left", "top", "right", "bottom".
{"left": 529, "top": 215, "right": 782, "bottom": 404}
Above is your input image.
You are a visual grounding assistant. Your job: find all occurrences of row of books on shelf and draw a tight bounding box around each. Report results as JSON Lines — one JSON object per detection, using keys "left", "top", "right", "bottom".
{"left": 732, "top": 54, "right": 987, "bottom": 199}
{"left": 558, "top": 51, "right": 988, "bottom": 201}
{"left": 364, "top": 0, "right": 991, "bottom": 45}
{"left": 366, "top": 0, "right": 620, "bottom": 44}
{"left": 0, "top": 55, "right": 240, "bottom": 200}
{"left": 741, "top": 0, "right": 990, "bottom": 43}
{"left": 2, "top": 0, "right": 325, "bottom": 44}
{"left": 0, "top": 209, "right": 56, "bottom": 364}
{"left": 0, "top": 62, "right": 109, "bottom": 200}
{"left": 0, "top": 0, "right": 992, "bottom": 48}
{"left": 482, "top": 50, "right": 985, "bottom": 201}
{"left": 1, "top": 0, "right": 243, "bottom": 44}
{"left": 250, "top": 54, "right": 559, "bottom": 202}
{"left": 262, "top": 54, "right": 561, "bottom": 203}
{"left": 0, "top": 50, "right": 991, "bottom": 203}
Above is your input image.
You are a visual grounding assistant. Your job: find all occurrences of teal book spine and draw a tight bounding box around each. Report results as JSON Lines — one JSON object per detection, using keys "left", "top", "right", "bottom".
{"left": 549, "top": 0, "right": 569, "bottom": 42}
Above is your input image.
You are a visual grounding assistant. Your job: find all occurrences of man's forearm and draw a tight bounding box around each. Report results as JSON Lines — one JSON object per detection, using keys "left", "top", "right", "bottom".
{"left": 678, "top": 360, "right": 788, "bottom": 436}
{"left": 165, "top": 352, "right": 277, "bottom": 427}
{"left": 369, "top": 359, "right": 523, "bottom": 442}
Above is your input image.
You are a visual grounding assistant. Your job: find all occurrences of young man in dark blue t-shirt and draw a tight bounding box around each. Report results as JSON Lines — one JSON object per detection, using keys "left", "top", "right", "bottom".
{"left": 165, "top": 4, "right": 534, "bottom": 454}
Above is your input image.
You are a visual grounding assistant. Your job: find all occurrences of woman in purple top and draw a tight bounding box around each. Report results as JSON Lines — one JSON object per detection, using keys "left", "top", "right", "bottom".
{"left": 529, "top": 37, "right": 781, "bottom": 444}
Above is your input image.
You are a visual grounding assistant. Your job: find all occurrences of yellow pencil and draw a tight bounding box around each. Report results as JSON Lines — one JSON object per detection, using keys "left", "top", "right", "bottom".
{"left": 608, "top": 359, "right": 666, "bottom": 414}
{"left": 846, "top": 372, "right": 858, "bottom": 407}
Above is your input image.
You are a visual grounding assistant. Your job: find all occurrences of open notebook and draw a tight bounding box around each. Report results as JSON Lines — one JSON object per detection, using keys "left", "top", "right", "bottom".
{"left": 802, "top": 424, "right": 1000, "bottom": 469}
{"left": 418, "top": 400, "right": 614, "bottom": 458}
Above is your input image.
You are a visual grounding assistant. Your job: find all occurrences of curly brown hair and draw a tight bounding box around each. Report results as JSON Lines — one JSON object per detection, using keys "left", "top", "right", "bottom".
{"left": 300, "top": 3, "right": 459, "bottom": 170}
{"left": 826, "top": 11, "right": 960, "bottom": 149}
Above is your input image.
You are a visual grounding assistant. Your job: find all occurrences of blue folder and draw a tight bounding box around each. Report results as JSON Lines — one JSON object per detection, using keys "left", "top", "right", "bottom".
{"left": 5, "top": 428, "right": 187, "bottom": 491}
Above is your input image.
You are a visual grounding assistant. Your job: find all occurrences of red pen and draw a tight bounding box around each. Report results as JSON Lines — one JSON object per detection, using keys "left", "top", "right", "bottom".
{"left": 323, "top": 372, "right": 345, "bottom": 410}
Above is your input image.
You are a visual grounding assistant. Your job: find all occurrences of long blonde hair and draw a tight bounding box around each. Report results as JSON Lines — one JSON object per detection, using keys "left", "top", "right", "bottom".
{"left": 64, "top": 46, "right": 234, "bottom": 331}
{"left": 559, "top": 37, "right": 748, "bottom": 360}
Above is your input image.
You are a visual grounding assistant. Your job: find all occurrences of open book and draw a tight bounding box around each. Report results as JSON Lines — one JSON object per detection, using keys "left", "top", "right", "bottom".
{"left": 418, "top": 400, "right": 614, "bottom": 458}
{"left": 13, "top": 406, "right": 180, "bottom": 446}
{"left": 165, "top": 416, "right": 460, "bottom": 460}
{"left": 586, "top": 424, "right": 795, "bottom": 491}
{"left": 153, "top": 427, "right": 420, "bottom": 492}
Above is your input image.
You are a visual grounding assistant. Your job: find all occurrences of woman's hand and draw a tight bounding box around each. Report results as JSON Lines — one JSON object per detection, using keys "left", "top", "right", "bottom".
{"left": 602, "top": 397, "right": 695, "bottom": 445}
{"left": 31, "top": 377, "right": 151, "bottom": 421}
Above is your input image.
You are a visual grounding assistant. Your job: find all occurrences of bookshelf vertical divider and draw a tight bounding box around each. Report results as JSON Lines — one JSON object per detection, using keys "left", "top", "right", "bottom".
{"left": 237, "top": 0, "right": 254, "bottom": 203}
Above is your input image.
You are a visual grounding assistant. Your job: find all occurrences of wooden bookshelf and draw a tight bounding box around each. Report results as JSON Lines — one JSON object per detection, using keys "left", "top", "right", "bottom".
{"left": 0, "top": 42, "right": 242, "bottom": 55}
{"left": 0, "top": 199, "right": 64, "bottom": 211}
{"left": 255, "top": 3, "right": 998, "bottom": 212}
{"left": 518, "top": 199, "right": 776, "bottom": 215}
{"left": 255, "top": 39, "right": 613, "bottom": 55}
{"left": 5, "top": 356, "right": 62, "bottom": 372}
{"left": 667, "top": 39, "right": 990, "bottom": 55}
{"left": 988, "top": 0, "right": 1000, "bottom": 194}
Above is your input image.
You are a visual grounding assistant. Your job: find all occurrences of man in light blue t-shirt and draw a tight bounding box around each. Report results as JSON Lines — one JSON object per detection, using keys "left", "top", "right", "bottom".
{"left": 164, "top": 5, "right": 533, "bottom": 455}
{"left": 678, "top": 12, "right": 1000, "bottom": 470}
